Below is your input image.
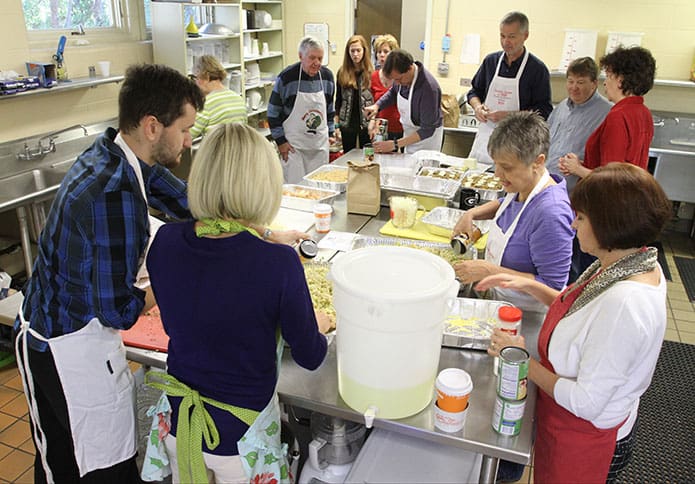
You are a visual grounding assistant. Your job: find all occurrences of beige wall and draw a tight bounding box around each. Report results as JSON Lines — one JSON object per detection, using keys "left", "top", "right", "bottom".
{"left": 283, "top": 0, "right": 349, "bottom": 76}
{"left": 0, "top": 0, "right": 152, "bottom": 143}
{"left": 427, "top": 0, "right": 695, "bottom": 113}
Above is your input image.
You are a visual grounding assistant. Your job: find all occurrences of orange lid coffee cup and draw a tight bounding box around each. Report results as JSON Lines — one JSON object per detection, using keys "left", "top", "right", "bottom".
{"left": 436, "top": 368, "right": 473, "bottom": 413}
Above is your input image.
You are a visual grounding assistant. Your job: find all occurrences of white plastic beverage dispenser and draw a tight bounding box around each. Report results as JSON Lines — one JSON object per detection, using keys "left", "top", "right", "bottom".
{"left": 329, "top": 246, "right": 459, "bottom": 419}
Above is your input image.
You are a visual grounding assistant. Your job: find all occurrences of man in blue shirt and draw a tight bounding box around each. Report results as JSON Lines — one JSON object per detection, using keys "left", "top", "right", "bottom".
{"left": 14, "top": 64, "right": 204, "bottom": 483}
{"left": 467, "top": 12, "right": 552, "bottom": 165}
{"left": 546, "top": 57, "right": 612, "bottom": 193}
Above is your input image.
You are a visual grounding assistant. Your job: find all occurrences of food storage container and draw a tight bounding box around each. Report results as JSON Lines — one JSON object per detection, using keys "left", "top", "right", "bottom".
{"left": 441, "top": 298, "right": 514, "bottom": 350}
{"left": 389, "top": 196, "right": 418, "bottom": 228}
{"left": 303, "top": 165, "right": 349, "bottom": 192}
{"left": 281, "top": 184, "right": 340, "bottom": 212}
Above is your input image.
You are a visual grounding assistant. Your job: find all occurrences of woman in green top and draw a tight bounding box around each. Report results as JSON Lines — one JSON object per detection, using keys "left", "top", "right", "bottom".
{"left": 190, "top": 55, "right": 246, "bottom": 138}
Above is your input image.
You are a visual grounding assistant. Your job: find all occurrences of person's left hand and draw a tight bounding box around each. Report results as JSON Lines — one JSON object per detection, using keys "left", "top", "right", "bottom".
{"left": 267, "top": 229, "right": 310, "bottom": 245}
{"left": 453, "top": 259, "right": 497, "bottom": 284}
{"left": 488, "top": 328, "right": 526, "bottom": 357}
{"left": 364, "top": 104, "right": 379, "bottom": 120}
{"left": 558, "top": 152, "right": 581, "bottom": 176}
{"left": 486, "top": 110, "right": 508, "bottom": 123}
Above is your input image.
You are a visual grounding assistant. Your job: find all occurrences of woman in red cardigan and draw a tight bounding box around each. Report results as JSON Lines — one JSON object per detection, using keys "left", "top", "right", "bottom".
{"left": 558, "top": 46, "right": 656, "bottom": 178}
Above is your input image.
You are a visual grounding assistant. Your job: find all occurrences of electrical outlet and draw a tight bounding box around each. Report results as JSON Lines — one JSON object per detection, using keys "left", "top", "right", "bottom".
{"left": 460, "top": 78, "right": 472, "bottom": 87}
{"left": 437, "top": 62, "right": 449, "bottom": 76}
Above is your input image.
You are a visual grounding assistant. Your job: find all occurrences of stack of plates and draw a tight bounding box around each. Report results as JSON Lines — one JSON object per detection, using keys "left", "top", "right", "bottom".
{"left": 245, "top": 61, "right": 260, "bottom": 86}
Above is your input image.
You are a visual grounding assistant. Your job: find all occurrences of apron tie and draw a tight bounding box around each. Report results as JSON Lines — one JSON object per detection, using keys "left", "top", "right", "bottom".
{"left": 146, "top": 372, "right": 260, "bottom": 484}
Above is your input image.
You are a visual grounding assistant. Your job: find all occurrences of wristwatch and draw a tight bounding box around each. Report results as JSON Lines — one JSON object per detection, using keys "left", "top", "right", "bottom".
{"left": 262, "top": 228, "right": 273, "bottom": 240}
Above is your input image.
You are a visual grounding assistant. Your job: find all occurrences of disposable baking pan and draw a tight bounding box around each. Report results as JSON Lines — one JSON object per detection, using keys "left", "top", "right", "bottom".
{"left": 303, "top": 165, "right": 348, "bottom": 192}
{"left": 442, "top": 297, "right": 514, "bottom": 350}
{"left": 281, "top": 184, "right": 340, "bottom": 212}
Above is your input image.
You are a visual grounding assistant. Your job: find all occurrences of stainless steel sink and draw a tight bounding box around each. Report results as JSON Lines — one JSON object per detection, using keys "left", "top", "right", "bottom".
{"left": 0, "top": 167, "right": 68, "bottom": 212}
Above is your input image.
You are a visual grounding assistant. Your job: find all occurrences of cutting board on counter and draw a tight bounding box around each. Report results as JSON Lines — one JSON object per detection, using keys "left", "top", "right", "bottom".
{"left": 271, "top": 207, "right": 316, "bottom": 233}
{"left": 121, "top": 305, "right": 168, "bottom": 352}
{"left": 379, "top": 211, "right": 450, "bottom": 243}
{"left": 379, "top": 211, "right": 489, "bottom": 249}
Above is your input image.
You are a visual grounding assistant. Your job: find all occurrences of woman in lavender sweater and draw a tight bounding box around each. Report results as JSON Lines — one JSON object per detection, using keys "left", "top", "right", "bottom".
{"left": 453, "top": 112, "right": 574, "bottom": 312}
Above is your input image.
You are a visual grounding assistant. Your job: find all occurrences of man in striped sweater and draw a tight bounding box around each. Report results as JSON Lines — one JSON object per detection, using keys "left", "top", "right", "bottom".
{"left": 268, "top": 36, "right": 336, "bottom": 183}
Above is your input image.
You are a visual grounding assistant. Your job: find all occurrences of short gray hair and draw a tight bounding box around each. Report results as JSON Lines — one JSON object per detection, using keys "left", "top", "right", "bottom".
{"left": 188, "top": 123, "right": 283, "bottom": 225}
{"left": 488, "top": 112, "right": 549, "bottom": 166}
{"left": 501, "top": 11, "right": 529, "bottom": 34}
{"left": 298, "top": 36, "right": 324, "bottom": 56}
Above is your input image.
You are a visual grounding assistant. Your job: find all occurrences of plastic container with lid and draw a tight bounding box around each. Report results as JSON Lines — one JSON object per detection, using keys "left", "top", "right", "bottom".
{"left": 313, "top": 203, "right": 332, "bottom": 233}
{"left": 498, "top": 306, "right": 523, "bottom": 336}
{"left": 493, "top": 306, "right": 522, "bottom": 376}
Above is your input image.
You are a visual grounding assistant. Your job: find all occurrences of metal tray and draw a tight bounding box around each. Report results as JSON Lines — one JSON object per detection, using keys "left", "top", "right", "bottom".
{"left": 420, "top": 207, "right": 492, "bottom": 238}
{"left": 281, "top": 184, "right": 340, "bottom": 212}
{"left": 380, "top": 173, "right": 460, "bottom": 200}
{"left": 303, "top": 165, "right": 349, "bottom": 192}
{"left": 417, "top": 166, "right": 467, "bottom": 182}
{"left": 442, "top": 297, "right": 514, "bottom": 350}
{"left": 460, "top": 171, "right": 505, "bottom": 201}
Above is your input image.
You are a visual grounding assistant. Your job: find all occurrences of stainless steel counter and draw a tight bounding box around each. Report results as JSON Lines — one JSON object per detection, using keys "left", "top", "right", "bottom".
{"left": 126, "top": 152, "right": 541, "bottom": 483}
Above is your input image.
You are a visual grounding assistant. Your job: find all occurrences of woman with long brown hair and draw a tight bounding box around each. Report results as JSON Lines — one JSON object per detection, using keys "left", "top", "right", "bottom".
{"left": 335, "top": 35, "right": 374, "bottom": 153}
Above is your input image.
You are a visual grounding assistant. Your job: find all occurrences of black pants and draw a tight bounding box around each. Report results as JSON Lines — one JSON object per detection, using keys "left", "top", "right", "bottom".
{"left": 15, "top": 335, "right": 142, "bottom": 484}
{"left": 340, "top": 126, "right": 371, "bottom": 153}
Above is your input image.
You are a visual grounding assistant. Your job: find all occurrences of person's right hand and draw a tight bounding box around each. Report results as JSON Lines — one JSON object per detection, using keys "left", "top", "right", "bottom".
{"left": 315, "top": 311, "right": 334, "bottom": 334}
{"left": 452, "top": 211, "right": 474, "bottom": 239}
{"left": 473, "top": 104, "right": 490, "bottom": 123}
{"left": 278, "top": 142, "right": 294, "bottom": 162}
{"left": 363, "top": 104, "right": 379, "bottom": 120}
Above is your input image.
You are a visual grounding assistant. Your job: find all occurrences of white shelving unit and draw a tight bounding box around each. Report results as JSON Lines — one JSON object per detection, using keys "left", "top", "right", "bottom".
{"left": 151, "top": 1, "right": 285, "bottom": 127}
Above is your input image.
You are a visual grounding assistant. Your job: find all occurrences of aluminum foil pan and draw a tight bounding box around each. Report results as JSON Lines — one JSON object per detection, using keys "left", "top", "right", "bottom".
{"left": 380, "top": 173, "right": 460, "bottom": 200}
{"left": 303, "top": 165, "right": 348, "bottom": 192}
{"left": 420, "top": 207, "right": 492, "bottom": 238}
{"left": 442, "top": 297, "right": 514, "bottom": 350}
{"left": 281, "top": 184, "right": 340, "bottom": 212}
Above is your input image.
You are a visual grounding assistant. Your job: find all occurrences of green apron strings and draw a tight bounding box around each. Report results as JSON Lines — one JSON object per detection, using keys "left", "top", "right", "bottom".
{"left": 145, "top": 372, "right": 260, "bottom": 484}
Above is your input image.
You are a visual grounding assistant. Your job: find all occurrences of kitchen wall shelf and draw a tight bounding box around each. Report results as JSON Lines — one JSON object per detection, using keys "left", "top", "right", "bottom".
{"left": 152, "top": 1, "right": 285, "bottom": 123}
{"left": 0, "top": 75, "right": 124, "bottom": 101}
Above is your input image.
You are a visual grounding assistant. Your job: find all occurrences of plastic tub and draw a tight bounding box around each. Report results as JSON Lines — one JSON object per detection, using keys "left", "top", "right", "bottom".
{"left": 330, "top": 246, "right": 459, "bottom": 419}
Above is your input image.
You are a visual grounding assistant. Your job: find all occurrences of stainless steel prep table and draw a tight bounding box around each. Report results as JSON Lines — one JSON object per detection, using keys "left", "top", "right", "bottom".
{"left": 126, "top": 150, "right": 542, "bottom": 483}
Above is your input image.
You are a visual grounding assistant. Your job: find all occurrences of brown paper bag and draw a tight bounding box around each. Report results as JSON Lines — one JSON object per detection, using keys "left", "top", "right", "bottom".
{"left": 347, "top": 161, "right": 381, "bottom": 215}
{"left": 441, "top": 94, "right": 460, "bottom": 128}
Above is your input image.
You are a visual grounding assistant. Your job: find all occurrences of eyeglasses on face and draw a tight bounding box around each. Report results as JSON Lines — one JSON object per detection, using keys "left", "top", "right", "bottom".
{"left": 188, "top": 74, "right": 197, "bottom": 81}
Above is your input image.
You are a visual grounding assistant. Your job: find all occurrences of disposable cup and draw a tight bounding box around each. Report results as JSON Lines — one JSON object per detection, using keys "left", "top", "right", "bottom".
{"left": 436, "top": 368, "right": 473, "bottom": 412}
{"left": 97, "top": 61, "right": 111, "bottom": 77}
{"left": 313, "top": 203, "right": 332, "bottom": 233}
{"left": 434, "top": 401, "right": 469, "bottom": 433}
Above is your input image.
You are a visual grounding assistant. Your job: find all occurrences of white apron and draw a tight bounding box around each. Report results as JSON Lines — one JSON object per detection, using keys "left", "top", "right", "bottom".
{"left": 469, "top": 50, "right": 530, "bottom": 165}
{"left": 397, "top": 64, "right": 444, "bottom": 154}
{"left": 14, "top": 134, "right": 158, "bottom": 480}
{"left": 486, "top": 169, "right": 550, "bottom": 313}
{"left": 282, "top": 69, "right": 329, "bottom": 184}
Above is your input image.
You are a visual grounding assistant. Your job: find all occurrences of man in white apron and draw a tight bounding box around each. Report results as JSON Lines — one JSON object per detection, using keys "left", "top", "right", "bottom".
{"left": 13, "top": 64, "right": 204, "bottom": 483}
{"left": 468, "top": 11, "right": 552, "bottom": 166}
{"left": 268, "top": 36, "right": 337, "bottom": 184}
{"left": 366, "top": 49, "right": 443, "bottom": 154}
{"left": 452, "top": 112, "right": 574, "bottom": 314}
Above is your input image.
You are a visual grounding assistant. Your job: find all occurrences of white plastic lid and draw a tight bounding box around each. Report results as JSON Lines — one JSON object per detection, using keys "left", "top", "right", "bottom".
{"left": 436, "top": 368, "right": 473, "bottom": 395}
{"left": 329, "top": 246, "right": 456, "bottom": 301}
{"left": 313, "top": 203, "right": 332, "bottom": 214}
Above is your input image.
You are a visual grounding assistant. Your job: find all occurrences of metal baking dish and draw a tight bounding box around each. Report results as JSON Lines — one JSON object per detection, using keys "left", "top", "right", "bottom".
{"left": 420, "top": 207, "right": 492, "bottom": 238}
{"left": 442, "top": 297, "right": 514, "bottom": 350}
{"left": 380, "top": 173, "right": 460, "bottom": 210}
{"left": 460, "top": 171, "right": 505, "bottom": 202}
{"left": 303, "top": 165, "right": 349, "bottom": 192}
{"left": 416, "top": 166, "right": 467, "bottom": 182}
{"left": 281, "top": 184, "right": 340, "bottom": 212}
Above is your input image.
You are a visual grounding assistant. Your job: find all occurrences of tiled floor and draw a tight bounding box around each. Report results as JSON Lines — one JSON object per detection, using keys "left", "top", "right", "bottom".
{"left": 0, "top": 230, "right": 693, "bottom": 484}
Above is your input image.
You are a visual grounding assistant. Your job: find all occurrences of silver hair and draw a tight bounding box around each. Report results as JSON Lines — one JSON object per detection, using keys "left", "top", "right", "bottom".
{"left": 298, "top": 36, "right": 325, "bottom": 56}
{"left": 488, "top": 112, "right": 549, "bottom": 165}
{"left": 500, "top": 11, "right": 529, "bottom": 33}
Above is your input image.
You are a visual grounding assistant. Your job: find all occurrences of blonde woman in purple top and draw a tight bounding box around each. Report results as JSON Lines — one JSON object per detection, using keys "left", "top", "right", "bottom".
{"left": 453, "top": 112, "right": 574, "bottom": 312}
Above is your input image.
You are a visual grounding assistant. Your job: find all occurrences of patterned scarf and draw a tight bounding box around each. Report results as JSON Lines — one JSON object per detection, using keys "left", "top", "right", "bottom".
{"left": 195, "top": 218, "right": 260, "bottom": 238}
{"left": 563, "top": 247, "right": 658, "bottom": 318}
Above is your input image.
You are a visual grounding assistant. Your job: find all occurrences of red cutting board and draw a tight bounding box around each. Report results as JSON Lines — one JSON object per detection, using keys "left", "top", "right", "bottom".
{"left": 121, "top": 305, "right": 169, "bottom": 352}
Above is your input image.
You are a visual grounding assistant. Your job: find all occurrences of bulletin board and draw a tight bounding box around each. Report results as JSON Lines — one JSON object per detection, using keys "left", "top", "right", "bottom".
{"left": 304, "top": 23, "right": 330, "bottom": 65}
